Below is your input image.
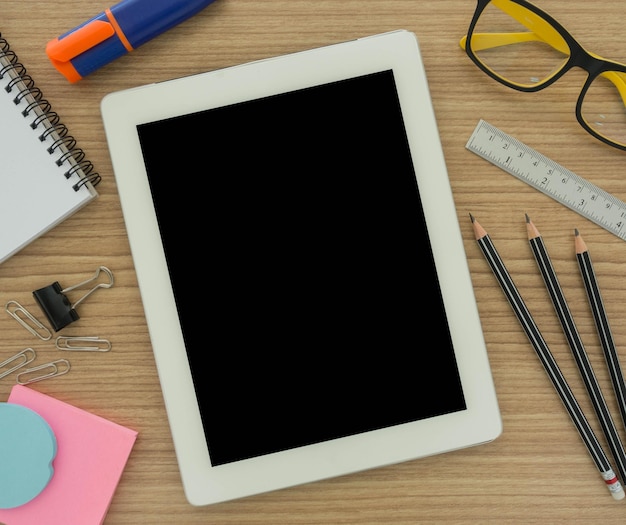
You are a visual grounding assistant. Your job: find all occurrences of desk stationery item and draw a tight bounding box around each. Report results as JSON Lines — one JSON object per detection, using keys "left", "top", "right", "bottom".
{"left": 470, "top": 214, "right": 624, "bottom": 500}
{"left": 16, "top": 359, "right": 71, "bottom": 385}
{"left": 0, "top": 402, "right": 57, "bottom": 509}
{"left": 526, "top": 215, "right": 626, "bottom": 485}
{"left": 33, "top": 266, "right": 114, "bottom": 331}
{"left": 575, "top": 229, "right": 626, "bottom": 434}
{"left": 0, "top": 33, "right": 99, "bottom": 264}
{"left": 46, "top": 0, "right": 218, "bottom": 83}
{"left": 0, "top": 384, "right": 138, "bottom": 525}
{"left": 5, "top": 300, "right": 52, "bottom": 341}
{"left": 466, "top": 120, "right": 626, "bottom": 242}
{"left": 0, "top": 348, "right": 36, "bottom": 380}
{"left": 102, "top": 30, "right": 502, "bottom": 506}
{"left": 55, "top": 335, "right": 111, "bottom": 352}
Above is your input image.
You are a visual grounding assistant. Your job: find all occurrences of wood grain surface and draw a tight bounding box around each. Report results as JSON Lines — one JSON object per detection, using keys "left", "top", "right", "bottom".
{"left": 2, "top": 1, "right": 626, "bottom": 523}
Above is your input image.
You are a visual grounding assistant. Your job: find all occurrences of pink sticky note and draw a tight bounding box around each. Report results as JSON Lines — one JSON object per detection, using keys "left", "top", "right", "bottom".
{"left": 0, "top": 384, "right": 138, "bottom": 525}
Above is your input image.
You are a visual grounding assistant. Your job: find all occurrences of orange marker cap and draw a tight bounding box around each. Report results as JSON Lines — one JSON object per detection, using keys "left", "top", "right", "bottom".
{"left": 46, "top": 20, "right": 115, "bottom": 62}
{"left": 46, "top": 20, "right": 115, "bottom": 83}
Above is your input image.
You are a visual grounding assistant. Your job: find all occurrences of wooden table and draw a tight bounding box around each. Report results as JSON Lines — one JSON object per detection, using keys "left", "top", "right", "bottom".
{"left": 2, "top": 1, "right": 626, "bottom": 522}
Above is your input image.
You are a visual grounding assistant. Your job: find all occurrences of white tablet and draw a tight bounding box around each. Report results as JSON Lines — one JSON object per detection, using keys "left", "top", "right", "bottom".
{"left": 101, "top": 30, "right": 501, "bottom": 507}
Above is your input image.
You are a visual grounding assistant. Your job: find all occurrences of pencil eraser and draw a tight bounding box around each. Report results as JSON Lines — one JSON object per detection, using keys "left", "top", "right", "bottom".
{"left": 611, "top": 486, "right": 625, "bottom": 500}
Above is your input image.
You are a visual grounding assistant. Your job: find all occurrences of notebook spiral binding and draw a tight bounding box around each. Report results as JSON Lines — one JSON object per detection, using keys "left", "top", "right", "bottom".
{"left": 0, "top": 33, "right": 101, "bottom": 190}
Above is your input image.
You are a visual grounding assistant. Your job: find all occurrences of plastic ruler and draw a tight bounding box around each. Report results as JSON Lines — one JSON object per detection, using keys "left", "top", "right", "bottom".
{"left": 466, "top": 119, "right": 626, "bottom": 242}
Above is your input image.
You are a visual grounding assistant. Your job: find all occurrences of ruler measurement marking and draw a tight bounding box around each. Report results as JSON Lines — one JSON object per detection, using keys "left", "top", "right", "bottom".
{"left": 466, "top": 120, "right": 626, "bottom": 241}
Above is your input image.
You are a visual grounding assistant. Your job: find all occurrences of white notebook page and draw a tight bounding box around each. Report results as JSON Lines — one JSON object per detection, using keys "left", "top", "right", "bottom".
{"left": 0, "top": 42, "right": 97, "bottom": 263}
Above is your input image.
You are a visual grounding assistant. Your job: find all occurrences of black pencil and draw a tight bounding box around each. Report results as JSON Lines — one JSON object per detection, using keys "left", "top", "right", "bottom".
{"left": 470, "top": 214, "right": 624, "bottom": 500}
{"left": 575, "top": 229, "right": 626, "bottom": 436}
{"left": 526, "top": 215, "right": 626, "bottom": 486}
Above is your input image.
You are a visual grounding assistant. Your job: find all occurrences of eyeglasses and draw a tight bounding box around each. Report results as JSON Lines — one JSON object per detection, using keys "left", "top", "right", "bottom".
{"left": 461, "top": 0, "right": 626, "bottom": 151}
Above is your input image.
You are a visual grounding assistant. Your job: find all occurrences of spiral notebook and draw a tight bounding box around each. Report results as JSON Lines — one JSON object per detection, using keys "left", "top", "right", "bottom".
{"left": 0, "top": 32, "right": 100, "bottom": 264}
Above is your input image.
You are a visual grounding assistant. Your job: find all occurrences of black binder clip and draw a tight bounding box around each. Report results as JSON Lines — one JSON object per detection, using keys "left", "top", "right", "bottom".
{"left": 33, "top": 266, "right": 114, "bottom": 331}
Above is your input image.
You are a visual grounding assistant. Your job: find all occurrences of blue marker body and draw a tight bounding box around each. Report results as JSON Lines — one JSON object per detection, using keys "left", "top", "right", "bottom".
{"left": 47, "top": 0, "right": 218, "bottom": 82}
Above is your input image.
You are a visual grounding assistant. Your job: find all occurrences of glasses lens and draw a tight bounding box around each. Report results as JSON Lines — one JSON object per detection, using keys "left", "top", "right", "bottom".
{"left": 470, "top": 0, "right": 570, "bottom": 88}
{"left": 581, "top": 71, "right": 626, "bottom": 148}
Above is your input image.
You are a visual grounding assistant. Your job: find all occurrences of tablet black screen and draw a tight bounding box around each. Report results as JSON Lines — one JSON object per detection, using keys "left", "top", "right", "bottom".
{"left": 137, "top": 69, "right": 466, "bottom": 466}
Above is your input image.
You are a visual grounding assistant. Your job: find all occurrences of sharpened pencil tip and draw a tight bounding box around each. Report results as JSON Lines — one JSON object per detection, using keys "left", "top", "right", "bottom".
{"left": 470, "top": 215, "right": 487, "bottom": 240}
{"left": 574, "top": 228, "right": 580, "bottom": 236}
{"left": 525, "top": 214, "right": 540, "bottom": 240}
{"left": 574, "top": 228, "right": 588, "bottom": 254}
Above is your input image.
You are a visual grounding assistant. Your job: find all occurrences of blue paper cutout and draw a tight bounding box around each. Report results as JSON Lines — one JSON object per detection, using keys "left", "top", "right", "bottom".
{"left": 0, "top": 402, "right": 57, "bottom": 509}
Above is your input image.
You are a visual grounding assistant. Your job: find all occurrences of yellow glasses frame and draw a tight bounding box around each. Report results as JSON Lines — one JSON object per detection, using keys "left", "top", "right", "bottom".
{"left": 461, "top": 0, "right": 626, "bottom": 151}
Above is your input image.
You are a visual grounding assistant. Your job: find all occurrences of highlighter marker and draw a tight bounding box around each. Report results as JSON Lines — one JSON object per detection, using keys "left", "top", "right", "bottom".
{"left": 46, "top": 0, "right": 218, "bottom": 83}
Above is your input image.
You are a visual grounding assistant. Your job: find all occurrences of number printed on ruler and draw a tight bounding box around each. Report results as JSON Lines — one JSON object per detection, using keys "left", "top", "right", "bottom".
{"left": 466, "top": 119, "right": 626, "bottom": 242}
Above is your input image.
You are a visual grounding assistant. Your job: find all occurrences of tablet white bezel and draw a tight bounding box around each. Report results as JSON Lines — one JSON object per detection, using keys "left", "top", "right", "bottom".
{"left": 101, "top": 30, "right": 501, "bottom": 506}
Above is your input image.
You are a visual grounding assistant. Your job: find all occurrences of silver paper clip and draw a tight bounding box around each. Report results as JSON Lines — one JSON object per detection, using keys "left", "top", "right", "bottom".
{"left": 0, "top": 348, "right": 36, "bottom": 380}
{"left": 5, "top": 300, "right": 52, "bottom": 340}
{"left": 16, "top": 359, "right": 71, "bottom": 385}
{"left": 55, "top": 336, "right": 111, "bottom": 352}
